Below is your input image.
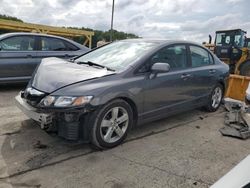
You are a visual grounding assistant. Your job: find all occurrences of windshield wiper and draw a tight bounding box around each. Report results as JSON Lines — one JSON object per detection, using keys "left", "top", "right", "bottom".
{"left": 75, "top": 61, "right": 115, "bottom": 72}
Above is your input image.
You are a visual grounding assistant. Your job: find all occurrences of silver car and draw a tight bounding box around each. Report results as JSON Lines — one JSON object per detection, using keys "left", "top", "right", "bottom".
{"left": 0, "top": 32, "right": 90, "bottom": 83}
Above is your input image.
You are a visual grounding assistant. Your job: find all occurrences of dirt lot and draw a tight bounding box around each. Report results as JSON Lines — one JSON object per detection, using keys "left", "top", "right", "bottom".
{"left": 0, "top": 84, "right": 249, "bottom": 188}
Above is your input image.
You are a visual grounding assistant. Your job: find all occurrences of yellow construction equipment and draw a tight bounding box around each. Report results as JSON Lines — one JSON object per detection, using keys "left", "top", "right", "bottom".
{"left": 0, "top": 19, "right": 94, "bottom": 48}
{"left": 205, "top": 29, "right": 250, "bottom": 101}
{"left": 205, "top": 29, "right": 250, "bottom": 75}
{"left": 225, "top": 74, "right": 250, "bottom": 101}
{"left": 204, "top": 29, "right": 250, "bottom": 139}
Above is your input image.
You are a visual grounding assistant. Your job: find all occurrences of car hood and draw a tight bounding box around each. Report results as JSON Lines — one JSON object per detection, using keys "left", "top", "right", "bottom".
{"left": 32, "top": 57, "right": 115, "bottom": 93}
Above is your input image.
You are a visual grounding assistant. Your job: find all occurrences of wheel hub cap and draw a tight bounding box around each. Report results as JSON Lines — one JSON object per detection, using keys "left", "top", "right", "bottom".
{"left": 211, "top": 87, "right": 222, "bottom": 108}
{"left": 100, "top": 107, "right": 129, "bottom": 143}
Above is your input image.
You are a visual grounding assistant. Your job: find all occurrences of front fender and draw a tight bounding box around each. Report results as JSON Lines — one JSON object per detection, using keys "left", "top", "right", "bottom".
{"left": 91, "top": 90, "right": 136, "bottom": 106}
{"left": 51, "top": 74, "right": 146, "bottom": 114}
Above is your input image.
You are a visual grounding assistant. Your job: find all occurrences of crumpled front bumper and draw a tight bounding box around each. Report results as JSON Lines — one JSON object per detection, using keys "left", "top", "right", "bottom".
{"left": 15, "top": 93, "right": 91, "bottom": 141}
{"left": 15, "top": 93, "right": 53, "bottom": 128}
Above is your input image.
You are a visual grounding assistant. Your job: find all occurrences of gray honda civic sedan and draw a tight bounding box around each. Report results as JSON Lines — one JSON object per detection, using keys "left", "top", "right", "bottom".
{"left": 15, "top": 39, "right": 229, "bottom": 149}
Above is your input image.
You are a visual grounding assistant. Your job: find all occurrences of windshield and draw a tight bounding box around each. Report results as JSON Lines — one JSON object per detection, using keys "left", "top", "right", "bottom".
{"left": 215, "top": 31, "right": 244, "bottom": 47}
{"left": 75, "top": 41, "right": 157, "bottom": 71}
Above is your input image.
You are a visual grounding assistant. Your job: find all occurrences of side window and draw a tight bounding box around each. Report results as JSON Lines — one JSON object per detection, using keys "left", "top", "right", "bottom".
{"left": 150, "top": 45, "right": 187, "bottom": 70}
{"left": 64, "top": 41, "right": 79, "bottom": 51}
{"left": 41, "top": 37, "right": 67, "bottom": 51}
{"left": 0, "top": 36, "right": 35, "bottom": 51}
{"left": 234, "top": 35, "right": 242, "bottom": 46}
{"left": 225, "top": 36, "right": 231, "bottom": 45}
{"left": 190, "top": 46, "right": 212, "bottom": 67}
{"left": 247, "top": 41, "right": 250, "bottom": 48}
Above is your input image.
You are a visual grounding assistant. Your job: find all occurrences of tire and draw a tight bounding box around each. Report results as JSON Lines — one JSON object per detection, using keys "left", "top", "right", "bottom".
{"left": 239, "top": 61, "right": 250, "bottom": 76}
{"left": 205, "top": 84, "right": 224, "bottom": 112}
{"left": 90, "top": 99, "right": 133, "bottom": 149}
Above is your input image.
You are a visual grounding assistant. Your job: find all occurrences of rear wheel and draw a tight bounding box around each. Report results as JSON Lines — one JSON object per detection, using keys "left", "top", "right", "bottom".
{"left": 90, "top": 99, "right": 133, "bottom": 149}
{"left": 205, "top": 84, "right": 223, "bottom": 112}
{"left": 239, "top": 61, "right": 250, "bottom": 76}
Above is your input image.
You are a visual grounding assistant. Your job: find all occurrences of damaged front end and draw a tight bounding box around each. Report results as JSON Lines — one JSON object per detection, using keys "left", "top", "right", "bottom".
{"left": 15, "top": 57, "right": 116, "bottom": 142}
{"left": 15, "top": 87, "right": 94, "bottom": 142}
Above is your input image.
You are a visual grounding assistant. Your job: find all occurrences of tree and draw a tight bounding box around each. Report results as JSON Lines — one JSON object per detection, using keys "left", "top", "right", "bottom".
{"left": 71, "top": 27, "right": 139, "bottom": 48}
{"left": 0, "top": 14, "right": 23, "bottom": 22}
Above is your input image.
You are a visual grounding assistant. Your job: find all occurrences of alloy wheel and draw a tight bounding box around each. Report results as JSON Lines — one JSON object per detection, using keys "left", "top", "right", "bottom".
{"left": 211, "top": 87, "right": 222, "bottom": 109}
{"left": 100, "top": 106, "right": 129, "bottom": 143}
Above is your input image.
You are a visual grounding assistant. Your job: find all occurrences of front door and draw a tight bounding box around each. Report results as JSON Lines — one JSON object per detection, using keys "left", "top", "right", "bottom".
{"left": 0, "top": 35, "right": 38, "bottom": 80}
{"left": 142, "top": 44, "right": 195, "bottom": 120}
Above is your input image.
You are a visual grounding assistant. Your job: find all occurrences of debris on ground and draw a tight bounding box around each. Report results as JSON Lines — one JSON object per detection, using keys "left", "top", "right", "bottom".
{"left": 33, "top": 141, "right": 48, "bottom": 149}
{"left": 220, "top": 98, "right": 250, "bottom": 139}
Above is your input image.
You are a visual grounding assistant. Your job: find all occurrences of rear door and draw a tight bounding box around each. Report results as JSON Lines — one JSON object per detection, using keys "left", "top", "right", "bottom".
{"left": 187, "top": 45, "right": 218, "bottom": 102}
{"left": 0, "top": 35, "right": 38, "bottom": 80}
{"left": 36, "top": 36, "right": 80, "bottom": 61}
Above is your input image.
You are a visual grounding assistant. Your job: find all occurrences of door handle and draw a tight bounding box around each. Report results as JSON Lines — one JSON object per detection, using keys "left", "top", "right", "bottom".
{"left": 181, "top": 73, "right": 191, "bottom": 79}
{"left": 64, "top": 54, "right": 69, "bottom": 57}
{"left": 209, "top": 69, "right": 216, "bottom": 74}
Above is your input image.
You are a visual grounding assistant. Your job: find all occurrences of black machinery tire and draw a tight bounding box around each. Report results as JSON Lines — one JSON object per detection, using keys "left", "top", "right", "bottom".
{"left": 239, "top": 61, "right": 250, "bottom": 76}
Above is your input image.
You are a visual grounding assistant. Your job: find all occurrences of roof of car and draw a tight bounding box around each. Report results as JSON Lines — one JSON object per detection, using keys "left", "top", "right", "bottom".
{"left": 0, "top": 32, "right": 72, "bottom": 40}
{"left": 0, "top": 32, "right": 89, "bottom": 50}
{"left": 121, "top": 38, "right": 202, "bottom": 46}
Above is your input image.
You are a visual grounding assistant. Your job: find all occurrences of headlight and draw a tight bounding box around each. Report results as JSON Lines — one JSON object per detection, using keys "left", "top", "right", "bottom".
{"left": 40, "top": 96, "right": 93, "bottom": 107}
{"left": 54, "top": 96, "right": 93, "bottom": 107}
{"left": 40, "top": 96, "right": 56, "bottom": 106}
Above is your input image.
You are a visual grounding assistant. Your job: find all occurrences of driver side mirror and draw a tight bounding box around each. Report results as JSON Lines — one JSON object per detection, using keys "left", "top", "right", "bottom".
{"left": 151, "top": 62, "right": 170, "bottom": 73}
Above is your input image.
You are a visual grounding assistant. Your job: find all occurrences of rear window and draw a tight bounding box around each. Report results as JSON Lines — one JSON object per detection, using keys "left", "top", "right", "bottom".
{"left": 64, "top": 41, "right": 79, "bottom": 51}
{"left": 190, "top": 46, "right": 213, "bottom": 67}
{"left": 40, "top": 37, "right": 67, "bottom": 51}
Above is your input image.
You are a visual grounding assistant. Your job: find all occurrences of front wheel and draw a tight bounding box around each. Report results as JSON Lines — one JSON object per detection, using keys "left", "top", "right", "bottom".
{"left": 90, "top": 99, "right": 133, "bottom": 149}
{"left": 205, "top": 84, "right": 223, "bottom": 112}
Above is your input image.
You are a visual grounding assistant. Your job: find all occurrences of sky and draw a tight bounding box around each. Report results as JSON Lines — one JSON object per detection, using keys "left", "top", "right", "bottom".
{"left": 0, "top": 0, "right": 250, "bottom": 43}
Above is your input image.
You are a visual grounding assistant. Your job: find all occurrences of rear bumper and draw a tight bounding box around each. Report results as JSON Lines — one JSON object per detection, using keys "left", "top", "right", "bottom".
{"left": 15, "top": 94, "right": 53, "bottom": 127}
